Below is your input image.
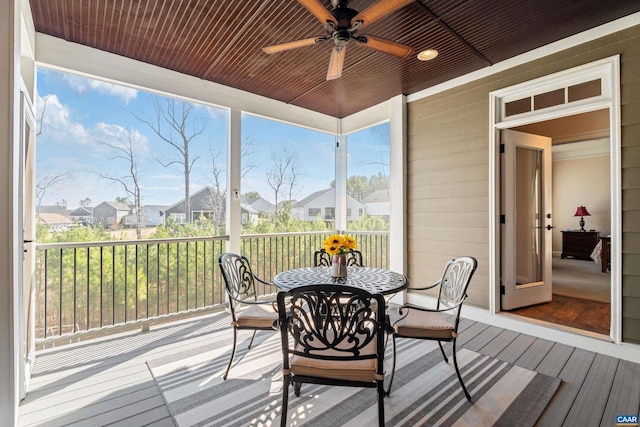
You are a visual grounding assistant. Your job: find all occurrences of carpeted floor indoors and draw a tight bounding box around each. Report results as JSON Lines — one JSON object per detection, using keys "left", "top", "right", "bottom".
{"left": 551, "top": 256, "right": 610, "bottom": 303}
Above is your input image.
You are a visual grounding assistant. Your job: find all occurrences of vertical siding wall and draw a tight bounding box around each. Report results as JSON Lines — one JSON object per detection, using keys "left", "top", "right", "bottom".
{"left": 407, "top": 25, "right": 640, "bottom": 344}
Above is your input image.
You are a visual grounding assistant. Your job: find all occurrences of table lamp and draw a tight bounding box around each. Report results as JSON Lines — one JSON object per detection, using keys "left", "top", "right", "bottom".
{"left": 574, "top": 206, "right": 591, "bottom": 232}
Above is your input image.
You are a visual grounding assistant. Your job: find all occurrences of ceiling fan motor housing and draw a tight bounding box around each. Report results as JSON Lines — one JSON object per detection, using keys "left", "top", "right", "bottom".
{"left": 329, "top": 0, "right": 359, "bottom": 48}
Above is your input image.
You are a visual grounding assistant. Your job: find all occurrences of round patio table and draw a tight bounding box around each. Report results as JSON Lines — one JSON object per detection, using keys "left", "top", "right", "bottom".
{"left": 273, "top": 266, "right": 409, "bottom": 295}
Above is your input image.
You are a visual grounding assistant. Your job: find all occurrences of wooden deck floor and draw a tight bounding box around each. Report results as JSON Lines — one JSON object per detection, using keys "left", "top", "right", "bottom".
{"left": 18, "top": 311, "right": 640, "bottom": 427}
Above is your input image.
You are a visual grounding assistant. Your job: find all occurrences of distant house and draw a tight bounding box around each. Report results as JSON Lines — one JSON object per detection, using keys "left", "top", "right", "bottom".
{"left": 361, "top": 189, "right": 390, "bottom": 221}
{"left": 123, "top": 205, "right": 170, "bottom": 227}
{"left": 68, "top": 206, "right": 94, "bottom": 225}
{"left": 37, "top": 213, "right": 74, "bottom": 232}
{"left": 165, "top": 187, "right": 221, "bottom": 224}
{"left": 292, "top": 188, "right": 365, "bottom": 223}
{"left": 93, "top": 201, "right": 132, "bottom": 228}
{"left": 165, "top": 187, "right": 260, "bottom": 226}
{"left": 240, "top": 203, "right": 259, "bottom": 225}
{"left": 242, "top": 195, "right": 275, "bottom": 217}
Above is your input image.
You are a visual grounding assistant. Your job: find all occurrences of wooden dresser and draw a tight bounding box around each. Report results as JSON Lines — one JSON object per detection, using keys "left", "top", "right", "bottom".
{"left": 561, "top": 231, "right": 600, "bottom": 260}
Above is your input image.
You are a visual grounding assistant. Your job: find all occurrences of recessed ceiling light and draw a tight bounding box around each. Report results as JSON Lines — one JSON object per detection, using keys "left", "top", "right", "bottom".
{"left": 417, "top": 49, "right": 438, "bottom": 61}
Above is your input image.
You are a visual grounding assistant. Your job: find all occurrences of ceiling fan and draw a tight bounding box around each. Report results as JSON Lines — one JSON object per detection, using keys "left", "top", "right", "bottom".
{"left": 262, "top": 0, "right": 415, "bottom": 80}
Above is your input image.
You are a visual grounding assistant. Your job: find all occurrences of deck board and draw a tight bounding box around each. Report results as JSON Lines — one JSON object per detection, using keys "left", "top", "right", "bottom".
{"left": 494, "top": 333, "right": 537, "bottom": 364}
{"left": 563, "top": 354, "right": 619, "bottom": 426}
{"left": 477, "top": 328, "right": 520, "bottom": 358}
{"left": 18, "top": 312, "right": 640, "bottom": 427}
{"left": 536, "top": 348, "right": 596, "bottom": 426}
{"left": 601, "top": 359, "right": 640, "bottom": 424}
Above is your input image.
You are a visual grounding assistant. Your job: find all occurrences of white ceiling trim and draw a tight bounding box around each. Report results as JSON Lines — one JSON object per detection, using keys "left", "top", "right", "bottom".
{"left": 407, "top": 12, "right": 640, "bottom": 104}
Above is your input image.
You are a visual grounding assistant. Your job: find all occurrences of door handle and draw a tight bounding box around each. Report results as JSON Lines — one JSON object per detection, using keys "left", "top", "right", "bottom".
{"left": 546, "top": 225, "right": 555, "bottom": 230}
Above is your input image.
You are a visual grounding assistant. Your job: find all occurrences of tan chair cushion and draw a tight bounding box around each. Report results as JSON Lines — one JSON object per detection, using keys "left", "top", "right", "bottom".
{"left": 235, "top": 303, "right": 278, "bottom": 329}
{"left": 388, "top": 305, "right": 455, "bottom": 339}
{"left": 290, "top": 338, "right": 380, "bottom": 383}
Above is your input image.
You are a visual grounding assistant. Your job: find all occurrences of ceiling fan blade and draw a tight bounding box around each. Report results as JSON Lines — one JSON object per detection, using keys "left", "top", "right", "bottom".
{"left": 352, "top": 0, "right": 414, "bottom": 30}
{"left": 262, "top": 37, "right": 320, "bottom": 54}
{"left": 326, "top": 46, "right": 346, "bottom": 80}
{"left": 298, "top": 0, "right": 337, "bottom": 25}
{"left": 360, "top": 35, "right": 413, "bottom": 58}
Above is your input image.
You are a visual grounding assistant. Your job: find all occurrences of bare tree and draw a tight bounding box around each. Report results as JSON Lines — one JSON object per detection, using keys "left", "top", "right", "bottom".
{"left": 135, "top": 99, "right": 205, "bottom": 223}
{"left": 79, "top": 198, "right": 92, "bottom": 208}
{"left": 286, "top": 162, "right": 297, "bottom": 205}
{"left": 98, "top": 127, "right": 144, "bottom": 239}
{"left": 206, "top": 137, "right": 257, "bottom": 231}
{"left": 35, "top": 170, "right": 73, "bottom": 214}
{"left": 37, "top": 94, "right": 52, "bottom": 136}
{"left": 266, "top": 149, "right": 297, "bottom": 218}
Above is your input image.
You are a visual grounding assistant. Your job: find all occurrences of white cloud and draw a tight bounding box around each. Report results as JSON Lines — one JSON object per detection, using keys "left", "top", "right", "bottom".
{"left": 37, "top": 93, "right": 92, "bottom": 145}
{"left": 63, "top": 74, "right": 138, "bottom": 104}
{"left": 94, "top": 122, "right": 150, "bottom": 156}
{"left": 37, "top": 94, "right": 150, "bottom": 158}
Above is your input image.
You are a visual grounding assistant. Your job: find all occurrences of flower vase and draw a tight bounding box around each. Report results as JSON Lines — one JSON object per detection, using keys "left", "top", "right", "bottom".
{"left": 331, "top": 254, "right": 348, "bottom": 278}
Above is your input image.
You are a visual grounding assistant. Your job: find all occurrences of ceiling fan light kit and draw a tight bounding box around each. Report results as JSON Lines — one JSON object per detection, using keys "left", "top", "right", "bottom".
{"left": 263, "top": 0, "right": 417, "bottom": 80}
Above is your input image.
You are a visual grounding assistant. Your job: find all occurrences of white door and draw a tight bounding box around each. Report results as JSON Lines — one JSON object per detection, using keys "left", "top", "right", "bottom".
{"left": 501, "top": 129, "right": 553, "bottom": 310}
{"left": 20, "top": 90, "right": 36, "bottom": 399}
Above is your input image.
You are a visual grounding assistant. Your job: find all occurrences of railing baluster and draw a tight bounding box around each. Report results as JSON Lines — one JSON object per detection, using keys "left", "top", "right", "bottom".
{"left": 196, "top": 240, "right": 200, "bottom": 308}
{"left": 124, "top": 245, "right": 128, "bottom": 323}
{"left": 58, "top": 248, "right": 63, "bottom": 336}
{"left": 166, "top": 243, "right": 170, "bottom": 315}
{"left": 73, "top": 248, "right": 77, "bottom": 333}
{"left": 111, "top": 245, "right": 115, "bottom": 326}
{"left": 176, "top": 242, "right": 180, "bottom": 312}
{"left": 100, "top": 246, "right": 103, "bottom": 328}
{"left": 144, "top": 244, "right": 149, "bottom": 318}
{"left": 86, "top": 247, "right": 90, "bottom": 331}
{"left": 43, "top": 249, "right": 48, "bottom": 338}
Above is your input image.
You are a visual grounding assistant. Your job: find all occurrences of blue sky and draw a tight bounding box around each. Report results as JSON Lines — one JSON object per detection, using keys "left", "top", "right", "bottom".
{"left": 36, "top": 68, "right": 389, "bottom": 209}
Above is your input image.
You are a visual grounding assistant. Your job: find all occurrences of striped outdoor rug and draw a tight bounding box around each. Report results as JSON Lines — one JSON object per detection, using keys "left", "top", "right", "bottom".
{"left": 147, "top": 331, "right": 560, "bottom": 426}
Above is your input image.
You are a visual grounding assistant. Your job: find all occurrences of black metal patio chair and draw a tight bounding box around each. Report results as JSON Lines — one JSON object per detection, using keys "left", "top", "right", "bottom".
{"left": 277, "top": 284, "right": 387, "bottom": 427}
{"left": 386, "top": 256, "right": 478, "bottom": 400}
{"left": 218, "top": 252, "right": 279, "bottom": 380}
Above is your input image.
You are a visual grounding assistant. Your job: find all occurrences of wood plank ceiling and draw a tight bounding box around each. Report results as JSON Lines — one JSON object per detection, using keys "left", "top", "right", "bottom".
{"left": 30, "top": 0, "right": 640, "bottom": 118}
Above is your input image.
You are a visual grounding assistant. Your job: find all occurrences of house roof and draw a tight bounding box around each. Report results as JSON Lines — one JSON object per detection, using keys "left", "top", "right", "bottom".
{"left": 293, "top": 188, "right": 334, "bottom": 208}
{"left": 37, "top": 213, "right": 73, "bottom": 225}
{"left": 166, "top": 186, "right": 215, "bottom": 211}
{"left": 142, "top": 205, "right": 171, "bottom": 212}
{"left": 69, "top": 207, "right": 93, "bottom": 216}
{"left": 362, "top": 189, "right": 389, "bottom": 203}
{"left": 38, "top": 205, "right": 68, "bottom": 215}
{"left": 29, "top": 1, "right": 640, "bottom": 118}
{"left": 98, "top": 201, "right": 132, "bottom": 211}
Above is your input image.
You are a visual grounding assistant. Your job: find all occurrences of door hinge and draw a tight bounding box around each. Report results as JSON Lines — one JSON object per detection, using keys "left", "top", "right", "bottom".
{"left": 499, "top": 143, "right": 505, "bottom": 153}
{"left": 500, "top": 214, "right": 506, "bottom": 224}
{"left": 500, "top": 284, "right": 505, "bottom": 295}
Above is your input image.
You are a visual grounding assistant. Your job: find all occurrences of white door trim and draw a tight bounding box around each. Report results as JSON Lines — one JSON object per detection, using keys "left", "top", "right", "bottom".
{"left": 489, "top": 55, "right": 622, "bottom": 344}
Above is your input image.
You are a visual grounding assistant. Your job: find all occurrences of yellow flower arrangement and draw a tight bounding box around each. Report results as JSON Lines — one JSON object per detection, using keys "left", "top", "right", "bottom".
{"left": 323, "top": 234, "right": 358, "bottom": 256}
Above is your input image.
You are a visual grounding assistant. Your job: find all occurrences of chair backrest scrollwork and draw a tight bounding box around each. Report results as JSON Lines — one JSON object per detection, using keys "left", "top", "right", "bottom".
{"left": 278, "top": 285, "right": 385, "bottom": 361}
{"left": 436, "top": 256, "right": 477, "bottom": 311}
{"left": 218, "top": 253, "right": 258, "bottom": 305}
